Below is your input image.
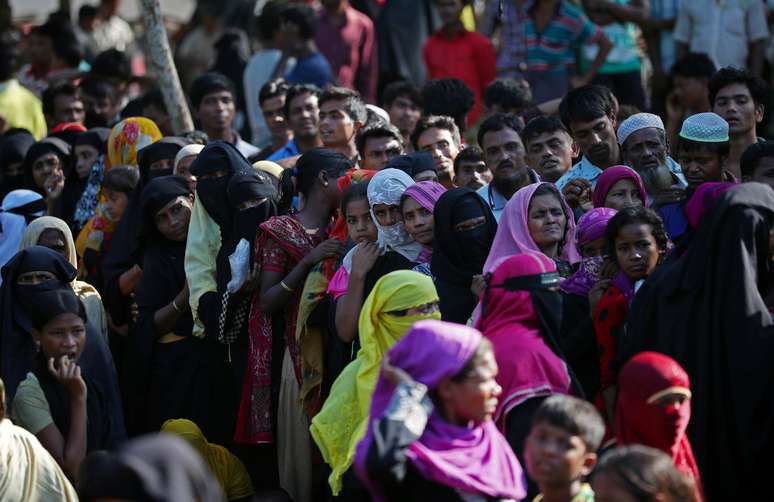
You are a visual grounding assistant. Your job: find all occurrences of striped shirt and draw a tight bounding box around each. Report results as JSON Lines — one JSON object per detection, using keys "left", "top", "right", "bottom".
{"left": 526, "top": 1, "right": 602, "bottom": 73}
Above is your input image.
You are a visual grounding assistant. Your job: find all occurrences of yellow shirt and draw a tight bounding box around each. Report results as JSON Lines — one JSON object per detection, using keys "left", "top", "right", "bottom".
{"left": 0, "top": 80, "right": 47, "bottom": 140}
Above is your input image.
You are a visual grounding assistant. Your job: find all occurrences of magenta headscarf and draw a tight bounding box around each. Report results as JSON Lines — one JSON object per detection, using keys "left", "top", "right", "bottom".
{"left": 483, "top": 182, "right": 580, "bottom": 274}
{"left": 354, "top": 319, "right": 526, "bottom": 501}
{"left": 478, "top": 253, "right": 572, "bottom": 424}
{"left": 560, "top": 207, "right": 618, "bottom": 297}
{"left": 684, "top": 182, "right": 734, "bottom": 229}
{"left": 401, "top": 181, "right": 447, "bottom": 263}
{"left": 592, "top": 165, "right": 648, "bottom": 208}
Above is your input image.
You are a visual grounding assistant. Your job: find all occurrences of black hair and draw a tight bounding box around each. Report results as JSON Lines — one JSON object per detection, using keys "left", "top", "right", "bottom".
{"left": 319, "top": 86, "right": 368, "bottom": 124}
{"left": 740, "top": 140, "right": 774, "bottom": 178}
{"left": 421, "top": 78, "right": 475, "bottom": 133}
{"left": 381, "top": 80, "right": 423, "bottom": 109}
{"left": 708, "top": 66, "right": 771, "bottom": 108}
{"left": 256, "top": 1, "right": 286, "bottom": 42}
{"left": 356, "top": 123, "right": 404, "bottom": 159}
{"left": 279, "top": 4, "right": 318, "bottom": 40}
{"left": 79, "top": 4, "right": 98, "bottom": 22}
{"left": 521, "top": 116, "right": 571, "bottom": 145}
{"left": 259, "top": 78, "right": 290, "bottom": 107}
{"left": 189, "top": 72, "right": 236, "bottom": 109}
{"left": 671, "top": 52, "right": 716, "bottom": 80}
{"left": 453, "top": 145, "right": 484, "bottom": 175}
{"left": 140, "top": 88, "right": 167, "bottom": 113}
{"left": 79, "top": 76, "right": 117, "bottom": 102}
{"left": 278, "top": 148, "right": 353, "bottom": 211}
{"left": 91, "top": 48, "right": 131, "bottom": 83}
{"left": 450, "top": 338, "right": 494, "bottom": 382}
{"left": 341, "top": 180, "right": 370, "bottom": 216}
{"left": 411, "top": 115, "right": 461, "bottom": 151}
{"left": 284, "top": 83, "right": 321, "bottom": 118}
{"left": 0, "top": 32, "right": 19, "bottom": 82}
{"left": 592, "top": 445, "right": 697, "bottom": 502}
{"left": 559, "top": 84, "right": 615, "bottom": 131}
{"left": 477, "top": 113, "right": 525, "bottom": 150}
{"left": 102, "top": 165, "right": 139, "bottom": 194}
{"left": 32, "top": 14, "right": 83, "bottom": 68}
{"left": 42, "top": 82, "right": 81, "bottom": 118}
{"left": 531, "top": 394, "right": 606, "bottom": 452}
{"left": 676, "top": 136, "right": 730, "bottom": 160}
{"left": 484, "top": 78, "right": 533, "bottom": 112}
{"left": 604, "top": 206, "right": 669, "bottom": 259}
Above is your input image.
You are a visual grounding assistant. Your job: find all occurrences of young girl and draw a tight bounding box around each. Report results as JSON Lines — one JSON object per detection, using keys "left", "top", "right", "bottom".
{"left": 400, "top": 180, "right": 446, "bottom": 268}
{"left": 593, "top": 206, "right": 668, "bottom": 426}
{"left": 592, "top": 166, "right": 648, "bottom": 211}
{"left": 11, "top": 287, "right": 120, "bottom": 480}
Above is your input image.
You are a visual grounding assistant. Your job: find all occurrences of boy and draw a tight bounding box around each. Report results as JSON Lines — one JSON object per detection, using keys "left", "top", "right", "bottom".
{"left": 318, "top": 86, "right": 367, "bottom": 162}
{"left": 524, "top": 395, "right": 605, "bottom": 502}
{"left": 740, "top": 140, "right": 774, "bottom": 191}
{"left": 453, "top": 146, "right": 491, "bottom": 190}
{"left": 356, "top": 123, "right": 404, "bottom": 170}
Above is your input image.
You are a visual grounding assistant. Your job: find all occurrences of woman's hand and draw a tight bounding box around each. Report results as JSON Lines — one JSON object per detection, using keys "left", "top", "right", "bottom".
{"left": 350, "top": 242, "right": 380, "bottom": 278}
{"left": 43, "top": 171, "right": 65, "bottom": 201}
{"left": 589, "top": 279, "right": 612, "bottom": 314}
{"left": 381, "top": 355, "right": 415, "bottom": 387}
{"left": 470, "top": 274, "right": 487, "bottom": 297}
{"left": 48, "top": 356, "right": 87, "bottom": 400}
{"left": 304, "top": 239, "right": 345, "bottom": 266}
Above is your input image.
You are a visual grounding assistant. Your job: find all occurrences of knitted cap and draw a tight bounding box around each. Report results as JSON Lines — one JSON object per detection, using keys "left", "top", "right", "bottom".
{"left": 679, "top": 112, "right": 729, "bottom": 143}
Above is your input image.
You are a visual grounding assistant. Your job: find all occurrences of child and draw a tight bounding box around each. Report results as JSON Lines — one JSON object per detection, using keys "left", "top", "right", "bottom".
{"left": 593, "top": 207, "right": 668, "bottom": 427}
{"left": 524, "top": 394, "right": 606, "bottom": 502}
{"left": 740, "top": 140, "right": 774, "bottom": 191}
{"left": 658, "top": 112, "right": 730, "bottom": 243}
{"left": 592, "top": 445, "right": 698, "bottom": 502}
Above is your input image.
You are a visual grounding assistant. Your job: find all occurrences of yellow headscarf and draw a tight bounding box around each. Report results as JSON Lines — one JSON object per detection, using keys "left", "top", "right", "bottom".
{"left": 19, "top": 216, "right": 77, "bottom": 268}
{"left": 106, "top": 117, "right": 163, "bottom": 169}
{"left": 161, "top": 419, "right": 254, "bottom": 500}
{"left": 310, "top": 270, "right": 440, "bottom": 494}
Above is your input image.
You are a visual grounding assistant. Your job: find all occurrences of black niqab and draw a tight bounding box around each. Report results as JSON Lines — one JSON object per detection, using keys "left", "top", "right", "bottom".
{"left": 137, "top": 137, "right": 189, "bottom": 184}
{"left": 74, "top": 127, "right": 111, "bottom": 154}
{"left": 0, "top": 130, "right": 35, "bottom": 199}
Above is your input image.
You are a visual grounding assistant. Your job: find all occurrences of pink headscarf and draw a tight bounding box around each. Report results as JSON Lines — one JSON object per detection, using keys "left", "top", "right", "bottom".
{"left": 402, "top": 181, "right": 447, "bottom": 263}
{"left": 560, "top": 207, "right": 618, "bottom": 297}
{"left": 592, "top": 165, "right": 648, "bottom": 208}
{"left": 483, "top": 182, "right": 580, "bottom": 274}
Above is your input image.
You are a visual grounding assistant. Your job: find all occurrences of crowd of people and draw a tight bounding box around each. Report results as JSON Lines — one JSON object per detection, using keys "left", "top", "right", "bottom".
{"left": 2, "top": 0, "right": 774, "bottom": 501}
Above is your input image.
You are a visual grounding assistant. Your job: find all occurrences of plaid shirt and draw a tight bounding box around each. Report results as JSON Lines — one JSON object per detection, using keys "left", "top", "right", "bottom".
{"left": 481, "top": 0, "right": 531, "bottom": 78}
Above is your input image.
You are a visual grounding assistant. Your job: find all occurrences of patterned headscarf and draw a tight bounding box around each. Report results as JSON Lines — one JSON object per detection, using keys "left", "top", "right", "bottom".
{"left": 107, "top": 118, "right": 163, "bottom": 169}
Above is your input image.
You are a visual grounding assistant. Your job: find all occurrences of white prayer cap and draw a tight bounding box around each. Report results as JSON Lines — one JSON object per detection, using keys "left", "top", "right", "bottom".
{"left": 679, "top": 112, "right": 729, "bottom": 143}
{"left": 617, "top": 113, "right": 665, "bottom": 145}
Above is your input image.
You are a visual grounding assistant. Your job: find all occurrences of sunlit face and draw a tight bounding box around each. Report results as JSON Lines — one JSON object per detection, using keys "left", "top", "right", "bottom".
{"left": 603, "top": 179, "right": 644, "bottom": 211}
{"left": 713, "top": 83, "right": 764, "bottom": 136}
{"left": 261, "top": 94, "right": 289, "bottom": 141}
{"left": 34, "top": 312, "right": 86, "bottom": 364}
{"left": 569, "top": 114, "right": 617, "bottom": 167}
{"left": 372, "top": 203, "right": 402, "bottom": 227}
{"left": 528, "top": 193, "right": 567, "bottom": 257}
{"left": 418, "top": 128, "right": 459, "bottom": 182}
{"left": 154, "top": 195, "right": 193, "bottom": 242}
{"left": 440, "top": 348, "right": 501, "bottom": 424}
{"left": 362, "top": 136, "right": 403, "bottom": 170}
{"left": 196, "top": 90, "right": 235, "bottom": 133}
{"left": 345, "top": 198, "right": 377, "bottom": 243}
{"left": 525, "top": 421, "right": 595, "bottom": 488}
{"left": 526, "top": 130, "right": 574, "bottom": 183}
{"left": 614, "top": 223, "right": 660, "bottom": 281}
{"left": 319, "top": 99, "right": 359, "bottom": 148}
{"left": 288, "top": 92, "right": 320, "bottom": 140}
{"left": 401, "top": 197, "right": 434, "bottom": 245}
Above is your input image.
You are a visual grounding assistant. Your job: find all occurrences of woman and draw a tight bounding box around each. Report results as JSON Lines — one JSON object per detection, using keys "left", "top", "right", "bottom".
{"left": 311, "top": 270, "right": 441, "bottom": 497}
{"left": 71, "top": 128, "right": 111, "bottom": 233}
{"left": 591, "top": 165, "right": 648, "bottom": 210}
{"left": 431, "top": 188, "right": 498, "bottom": 324}
{"left": 478, "top": 253, "right": 573, "bottom": 468}
{"left": 10, "top": 286, "right": 122, "bottom": 479}
{"left": 354, "top": 319, "right": 526, "bottom": 501}
{"left": 624, "top": 183, "right": 774, "bottom": 499}
{"left": 174, "top": 143, "right": 205, "bottom": 191}
{"left": 0, "top": 189, "right": 46, "bottom": 272}
{"left": 616, "top": 352, "right": 703, "bottom": 500}
{"left": 484, "top": 182, "right": 580, "bottom": 277}
{"left": 0, "top": 130, "right": 35, "bottom": 200}
{"left": 0, "top": 247, "right": 126, "bottom": 440}
{"left": 400, "top": 180, "right": 446, "bottom": 267}
{"left": 19, "top": 216, "right": 108, "bottom": 339}
{"left": 23, "top": 138, "right": 72, "bottom": 218}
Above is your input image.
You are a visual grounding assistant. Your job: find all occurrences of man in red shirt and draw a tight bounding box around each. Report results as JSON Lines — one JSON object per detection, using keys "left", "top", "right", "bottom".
{"left": 423, "top": 0, "right": 496, "bottom": 125}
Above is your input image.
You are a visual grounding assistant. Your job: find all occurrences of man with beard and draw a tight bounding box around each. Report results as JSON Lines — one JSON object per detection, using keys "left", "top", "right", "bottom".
{"left": 522, "top": 116, "right": 576, "bottom": 183}
{"left": 556, "top": 85, "right": 622, "bottom": 209}
{"left": 267, "top": 84, "right": 323, "bottom": 162}
{"left": 617, "top": 112, "right": 687, "bottom": 206}
{"left": 476, "top": 113, "right": 537, "bottom": 222}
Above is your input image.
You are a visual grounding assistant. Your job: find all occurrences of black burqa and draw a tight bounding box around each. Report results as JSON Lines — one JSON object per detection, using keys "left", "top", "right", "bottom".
{"left": 431, "top": 188, "right": 498, "bottom": 324}
{"left": 0, "top": 246, "right": 126, "bottom": 442}
{"left": 623, "top": 183, "right": 774, "bottom": 500}
{"left": 100, "top": 137, "right": 189, "bottom": 325}
{"left": 26, "top": 287, "right": 122, "bottom": 451}
{"left": 61, "top": 128, "right": 111, "bottom": 229}
{"left": 0, "top": 129, "right": 35, "bottom": 200}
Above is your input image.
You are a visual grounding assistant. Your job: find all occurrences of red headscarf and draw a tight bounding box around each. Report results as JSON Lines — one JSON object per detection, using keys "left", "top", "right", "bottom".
{"left": 592, "top": 165, "right": 648, "bottom": 208}
{"left": 616, "top": 352, "right": 703, "bottom": 499}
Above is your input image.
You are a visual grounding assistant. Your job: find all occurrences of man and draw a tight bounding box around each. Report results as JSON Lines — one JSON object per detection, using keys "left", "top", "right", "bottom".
{"left": 452, "top": 145, "right": 491, "bottom": 190}
{"left": 483, "top": 78, "right": 533, "bottom": 120}
{"left": 79, "top": 76, "right": 120, "bottom": 129}
{"left": 253, "top": 79, "right": 292, "bottom": 162}
{"left": 522, "top": 116, "right": 576, "bottom": 183}
{"left": 318, "top": 86, "right": 367, "bottom": 162}
{"left": 16, "top": 15, "right": 82, "bottom": 98}
{"left": 424, "top": 0, "right": 496, "bottom": 124}
{"left": 92, "top": 0, "right": 135, "bottom": 54}
{"left": 190, "top": 72, "right": 259, "bottom": 159}
{"left": 412, "top": 115, "right": 461, "bottom": 189}
{"left": 381, "top": 81, "right": 422, "bottom": 152}
{"left": 476, "top": 113, "right": 537, "bottom": 221}
{"left": 42, "top": 82, "right": 85, "bottom": 129}
{"left": 268, "top": 84, "right": 322, "bottom": 162}
{"left": 666, "top": 53, "right": 716, "bottom": 146}
{"left": 618, "top": 112, "right": 687, "bottom": 204}
{"left": 140, "top": 88, "right": 173, "bottom": 136}
{"left": 316, "top": 0, "right": 377, "bottom": 103}
{"left": 740, "top": 140, "right": 774, "bottom": 191}
{"left": 709, "top": 67, "right": 769, "bottom": 180}
{"left": 0, "top": 35, "right": 46, "bottom": 140}
{"left": 674, "top": 0, "right": 768, "bottom": 77}
{"left": 275, "top": 4, "right": 335, "bottom": 89}
{"left": 356, "top": 123, "right": 404, "bottom": 170}
{"left": 556, "top": 85, "right": 622, "bottom": 209}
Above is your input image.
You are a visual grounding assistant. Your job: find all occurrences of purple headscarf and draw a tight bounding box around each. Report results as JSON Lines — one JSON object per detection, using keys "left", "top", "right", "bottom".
{"left": 560, "top": 208, "right": 618, "bottom": 296}
{"left": 684, "top": 182, "right": 734, "bottom": 229}
{"left": 483, "top": 182, "right": 581, "bottom": 274}
{"left": 354, "top": 319, "right": 526, "bottom": 501}
{"left": 402, "top": 181, "right": 447, "bottom": 263}
{"left": 592, "top": 166, "right": 648, "bottom": 208}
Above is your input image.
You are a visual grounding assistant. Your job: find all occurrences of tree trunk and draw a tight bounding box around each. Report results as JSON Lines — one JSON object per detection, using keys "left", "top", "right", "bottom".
{"left": 139, "top": 0, "right": 194, "bottom": 135}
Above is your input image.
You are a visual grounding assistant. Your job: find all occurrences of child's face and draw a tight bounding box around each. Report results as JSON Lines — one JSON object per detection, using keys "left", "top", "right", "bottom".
{"left": 679, "top": 147, "right": 724, "bottom": 188}
{"left": 614, "top": 223, "right": 660, "bottom": 281}
{"left": 749, "top": 156, "right": 774, "bottom": 191}
{"left": 591, "top": 472, "right": 640, "bottom": 502}
{"left": 103, "top": 188, "right": 129, "bottom": 222}
{"left": 345, "top": 198, "right": 377, "bottom": 244}
{"left": 580, "top": 237, "right": 606, "bottom": 258}
{"left": 402, "top": 197, "right": 434, "bottom": 246}
{"left": 525, "top": 421, "right": 596, "bottom": 488}
{"left": 35, "top": 312, "right": 86, "bottom": 365}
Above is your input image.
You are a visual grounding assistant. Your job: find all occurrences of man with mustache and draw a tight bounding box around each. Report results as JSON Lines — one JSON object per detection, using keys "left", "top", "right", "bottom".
{"left": 267, "top": 84, "right": 323, "bottom": 163}
{"left": 617, "top": 112, "right": 687, "bottom": 206}
{"left": 522, "top": 116, "right": 576, "bottom": 183}
{"left": 413, "top": 115, "right": 461, "bottom": 189}
{"left": 476, "top": 113, "right": 538, "bottom": 222}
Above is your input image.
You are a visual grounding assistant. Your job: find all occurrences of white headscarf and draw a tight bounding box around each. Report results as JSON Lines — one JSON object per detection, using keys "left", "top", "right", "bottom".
{"left": 0, "top": 190, "right": 45, "bottom": 276}
{"left": 366, "top": 168, "right": 422, "bottom": 261}
{"left": 174, "top": 144, "right": 205, "bottom": 173}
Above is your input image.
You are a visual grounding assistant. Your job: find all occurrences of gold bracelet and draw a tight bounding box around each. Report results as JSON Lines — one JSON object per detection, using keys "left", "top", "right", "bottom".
{"left": 279, "top": 280, "right": 294, "bottom": 292}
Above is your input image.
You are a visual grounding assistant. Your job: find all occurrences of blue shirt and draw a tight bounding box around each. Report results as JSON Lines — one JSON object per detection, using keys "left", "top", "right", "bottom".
{"left": 267, "top": 139, "right": 300, "bottom": 162}
{"left": 285, "top": 52, "right": 335, "bottom": 89}
{"left": 477, "top": 183, "right": 509, "bottom": 223}
{"left": 556, "top": 155, "right": 686, "bottom": 189}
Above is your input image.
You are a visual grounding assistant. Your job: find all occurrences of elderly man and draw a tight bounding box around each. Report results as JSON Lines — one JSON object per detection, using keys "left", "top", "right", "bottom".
{"left": 618, "top": 112, "right": 686, "bottom": 206}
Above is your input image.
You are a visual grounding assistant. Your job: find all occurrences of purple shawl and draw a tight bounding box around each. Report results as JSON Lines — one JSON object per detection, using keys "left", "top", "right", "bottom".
{"left": 592, "top": 165, "right": 648, "bottom": 208}
{"left": 354, "top": 319, "right": 526, "bottom": 500}
{"left": 403, "top": 181, "right": 447, "bottom": 263}
{"left": 560, "top": 207, "right": 617, "bottom": 296}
